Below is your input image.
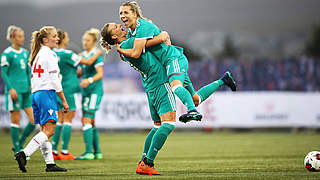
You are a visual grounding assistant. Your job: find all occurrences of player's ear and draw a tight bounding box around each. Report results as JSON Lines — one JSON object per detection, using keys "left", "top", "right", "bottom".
{"left": 43, "top": 37, "right": 48, "bottom": 43}
{"left": 112, "top": 35, "right": 117, "bottom": 40}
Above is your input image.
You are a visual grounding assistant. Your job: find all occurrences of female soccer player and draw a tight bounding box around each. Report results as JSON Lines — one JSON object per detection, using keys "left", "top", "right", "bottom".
{"left": 1, "top": 25, "right": 36, "bottom": 155}
{"left": 75, "top": 28, "right": 104, "bottom": 160}
{"left": 51, "top": 29, "right": 103, "bottom": 160}
{"left": 101, "top": 23, "right": 176, "bottom": 175}
{"left": 15, "top": 26, "right": 68, "bottom": 172}
{"left": 117, "top": 1, "right": 237, "bottom": 122}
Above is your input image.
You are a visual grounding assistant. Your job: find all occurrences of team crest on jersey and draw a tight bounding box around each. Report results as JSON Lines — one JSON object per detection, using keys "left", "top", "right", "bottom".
{"left": 24, "top": 53, "right": 27, "bottom": 58}
{"left": 48, "top": 109, "right": 54, "bottom": 115}
{"left": 14, "top": 54, "right": 17, "bottom": 58}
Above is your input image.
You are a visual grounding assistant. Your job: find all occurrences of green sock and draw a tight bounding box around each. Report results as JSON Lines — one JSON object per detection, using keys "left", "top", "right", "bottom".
{"left": 83, "top": 124, "right": 93, "bottom": 153}
{"left": 173, "top": 85, "right": 196, "bottom": 111}
{"left": 10, "top": 124, "right": 20, "bottom": 153}
{"left": 51, "top": 123, "right": 62, "bottom": 151}
{"left": 197, "top": 80, "right": 224, "bottom": 103}
{"left": 62, "top": 123, "right": 72, "bottom": 151}
{"left": 146, "top": 123, "right": 175, "bottom": 163}
{"left": 92, "top": 127, "right": 101, "bottom": 154}
{"left": 141, "top": 128, "right": 158, "bottom": 161}
{"left": 19, "top": 122, "right": 35, "bottom": 148}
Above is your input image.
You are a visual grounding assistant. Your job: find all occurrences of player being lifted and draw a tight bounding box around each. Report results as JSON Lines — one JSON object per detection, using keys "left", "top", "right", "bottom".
{"left": 51, "top": 29, "right": 103, "bottom": 160}
{"left": 15, "top": 26, "right": 69, "bottom": 172}
{"left": 101, "top": 23, "right": 177, "bottom": 175}
{"left": 1, "top": 25, "right": 36, "bottom": 156}
{"left": 75, "top": 28, "right": 104, "bottom": 160}
{"left": 116, "top": 1, "right": 237, "bottom": 123}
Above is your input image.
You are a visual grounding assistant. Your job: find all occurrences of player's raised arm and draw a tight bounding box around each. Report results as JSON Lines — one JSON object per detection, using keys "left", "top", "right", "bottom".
{"left": 145, "top": 31, "right": 171, "bottom": 47}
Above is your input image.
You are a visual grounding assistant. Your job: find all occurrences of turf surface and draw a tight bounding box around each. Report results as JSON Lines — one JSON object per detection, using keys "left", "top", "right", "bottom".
{"left": 0, "top": 131, "right": 319, "bottom": 179}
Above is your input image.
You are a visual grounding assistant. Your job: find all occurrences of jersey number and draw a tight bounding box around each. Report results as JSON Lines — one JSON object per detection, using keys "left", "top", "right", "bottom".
{"left": 33, "top": 57, "right": 44, "bottom": 77}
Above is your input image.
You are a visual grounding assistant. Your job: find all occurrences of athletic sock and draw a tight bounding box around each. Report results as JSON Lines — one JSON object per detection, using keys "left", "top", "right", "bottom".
{"left": 10, "top": 123, "right": 20, "bottom": 153}
{"left": 141, "top": 127, "right": 158, "bottom": 161}
{"left": 197, "top": 80, "right": 224, "bottom": 104}
{"left": 40, "top": 141, "right": 55, "bottom": 164}
{"left": 146, "top": 122, "right": 175, "bottom": 163}
{"left": 23, "top": 131, "right": 48, "bottom": 157}
{"left": 173, "top": 85, "right": 196, "bottom": 111}
{"left": 61, "top": 122, "right": 72, "bottom": 152}
{"left": 82, "top": 124, "right": 93, "bottom": 154}
{"left": 92, "top": 127, "right": 101, "bottom": 154}
{"left": 51, "top": 123, "right": 62, "bottom": 152}
{"left": 19, "top": 122, "right": 35, "bottom": 148}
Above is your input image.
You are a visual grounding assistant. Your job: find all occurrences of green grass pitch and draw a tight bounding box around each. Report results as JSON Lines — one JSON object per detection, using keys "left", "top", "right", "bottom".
{"left": 0, "top": 131, "right": 320, "bottom": 179}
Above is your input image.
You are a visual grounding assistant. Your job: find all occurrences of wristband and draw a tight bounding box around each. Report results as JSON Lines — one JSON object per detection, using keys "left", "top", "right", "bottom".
{"left": 88, "top": 77, "right": 94, "bottom": 84}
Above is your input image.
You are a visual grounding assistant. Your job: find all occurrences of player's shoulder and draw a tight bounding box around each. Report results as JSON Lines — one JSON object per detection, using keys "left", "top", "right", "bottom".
{"left": 40, "top": 46, "right": 57, "bottom": 59}
{"left": 2, "top": 46, "right": 13, "bottom": 55}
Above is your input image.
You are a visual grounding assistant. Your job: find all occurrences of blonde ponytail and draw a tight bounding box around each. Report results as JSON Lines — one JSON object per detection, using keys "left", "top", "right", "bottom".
{"left": 29, "top": 31, "right": 41, "bottom": 66}
{"left": 29, "top": 26, "right": 56, "bottom": 66}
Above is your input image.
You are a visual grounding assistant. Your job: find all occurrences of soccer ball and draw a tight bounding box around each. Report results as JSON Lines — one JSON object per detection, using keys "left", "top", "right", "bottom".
{"left": 304, "top": 151, "right": 320, "bottom": 172}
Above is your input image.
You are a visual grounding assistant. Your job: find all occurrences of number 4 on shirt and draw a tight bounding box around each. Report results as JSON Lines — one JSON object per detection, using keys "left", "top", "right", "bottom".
{"left": 32, "top": 56, "right": 44, "bottom": 78}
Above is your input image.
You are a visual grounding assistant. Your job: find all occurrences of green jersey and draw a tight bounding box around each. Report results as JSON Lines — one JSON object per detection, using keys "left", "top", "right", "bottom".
{"left": 127, "top": 18, "right": 184, "bottom": 66}
{"left": 53, "top": 48, "right": 81, "bottom": 94}
{"left": 1, "top": 46, "right": 30, "bottom": 93}
{"left": 80, "top": 48, "right": 104, "bottom": 94}
{"left": 119, "top": 38, "right": 168, "bottom": 92}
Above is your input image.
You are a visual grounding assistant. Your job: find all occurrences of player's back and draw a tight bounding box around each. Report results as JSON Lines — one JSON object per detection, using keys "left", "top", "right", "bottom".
{"left": 31, "top": 46, "right": 59, "bottom": 93}
{"left": 120, "top": 37, "right": 168, "bottom": 92}
{"left": 127, "top": 18, "right": 184, "bottom": 67}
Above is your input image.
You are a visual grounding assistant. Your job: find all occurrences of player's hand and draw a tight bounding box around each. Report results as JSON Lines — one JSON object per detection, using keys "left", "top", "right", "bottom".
{"left": 159, "top": 31, "right": 170, "bottom": 42}
{"left": 9, "top": 88, "right": 18, "bottom": 101}
{"left": 165, "top": 38, "right": 172, "bottom": 46}
{"left": 62, "top": 101, "right": 69, "bottom": 113}
{"left": 80, "top": 79, "right": 90, "bottom": 88}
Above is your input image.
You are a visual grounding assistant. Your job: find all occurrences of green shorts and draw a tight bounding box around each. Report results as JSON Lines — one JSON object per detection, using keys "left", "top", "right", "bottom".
{"left": 82, "top": 93, "right": 103, "bottom": 119}
{"left": 57, "top": 93, "right": 79, "bottom": 111}
{"left": 5, "top": 92, "right": 32, "bottom": 111}
{"left": 146, "top": 83, "right": 176, "bottom": 122}
{"left": 166, "top": 55, "right": 196, "bottom": 96}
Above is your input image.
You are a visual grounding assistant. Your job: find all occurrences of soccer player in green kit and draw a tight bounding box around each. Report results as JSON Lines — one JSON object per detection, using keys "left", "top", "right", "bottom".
{"left": 116, "top": 1, "right": 237, "bottom": 123}
{"left": 51, "top": 29, "right": 103, "bottom": 160}
{"left": 101, "top": 23, "right": 177, "bottom": 175}
{"left": 1, "top": 25, "right": 35, "bottom": 155}
{"left": 75, "top": 28, "right": 104, "bottom": 160}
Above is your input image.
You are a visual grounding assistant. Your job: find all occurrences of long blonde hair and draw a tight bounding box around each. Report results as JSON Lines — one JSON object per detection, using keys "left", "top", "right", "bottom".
{"left": 29, "top": 26, "right": 56, "bottom": 66}
{"left": 6, "top": 25, "right": 23, "bottom": 42}
{"left": 121, "top": 1, "right": 151, "bottom": 22}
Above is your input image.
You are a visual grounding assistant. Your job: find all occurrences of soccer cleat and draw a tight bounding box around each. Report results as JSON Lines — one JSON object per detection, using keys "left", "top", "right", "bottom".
{"left": 94, "top": 153, "right": 103, "bottom": 160}
{"left": 12, "top": 147, "right": 31, "bottom": 161}
{"left": 15, "top": 151, "right": 27, "bottom": 173}
{"left": 179, "top": 109, "right": 202, "bottom": 123}
{"left": 59, "top": 152, "right": 75, "bottom": 160}
{"left": 220, "top": 71, "right": 237, "bottom": 91}
{"left": 136, "top": 161, "right": 142, "bottom": 174}
{"left": 53, "top": 152, "right": 60, "bottom": 160}
{"left": 138, "top": 159, "right": 160, "bottom": 175}
{"left": 75, "top": 153, "right": 95, "bottom": 160}
{"left": 45, "top": 164, "right": 67, "bottom": 172}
